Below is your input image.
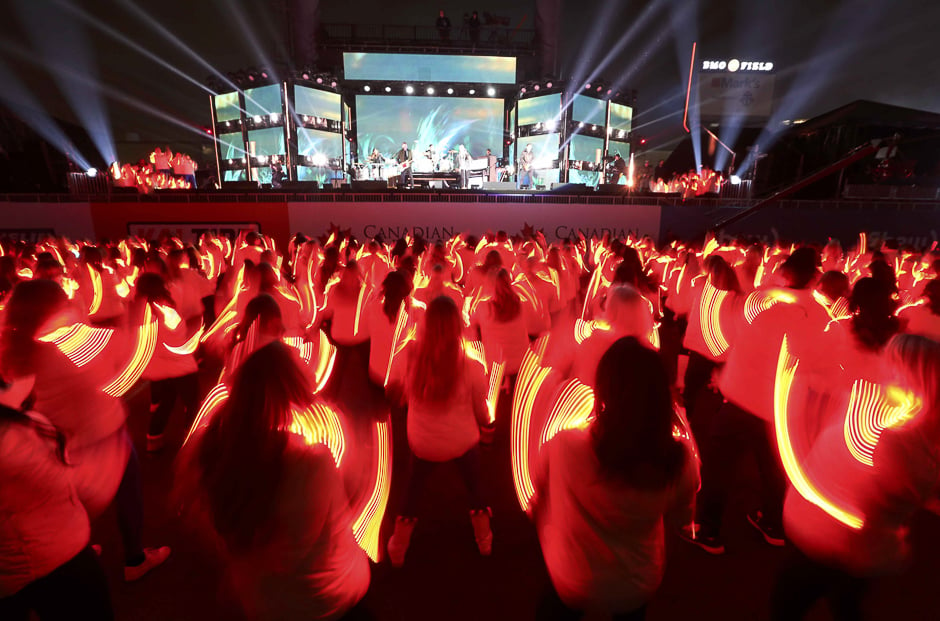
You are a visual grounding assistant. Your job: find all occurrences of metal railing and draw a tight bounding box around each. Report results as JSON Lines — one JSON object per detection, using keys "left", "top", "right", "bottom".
{"left": 320, "top": 23, "right": 536, "bottom": 51}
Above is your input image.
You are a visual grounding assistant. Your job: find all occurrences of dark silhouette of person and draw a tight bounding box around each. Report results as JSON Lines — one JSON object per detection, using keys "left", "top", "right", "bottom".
{"left": 436, "top": 10, "right": 452, "bottom": 41}
{"left": 469, "top": 11, "right": 481, "bottom": 43}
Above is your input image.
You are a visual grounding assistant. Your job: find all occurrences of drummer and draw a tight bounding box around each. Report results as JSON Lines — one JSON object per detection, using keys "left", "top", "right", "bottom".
{"left": 368, "top": 148, "right": 384, "bottom": 179}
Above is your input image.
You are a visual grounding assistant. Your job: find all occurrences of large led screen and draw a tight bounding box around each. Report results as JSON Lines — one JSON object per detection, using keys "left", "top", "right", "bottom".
{"left": 247, "top": 128, "right": 285, "bottom": 157}
{"left": 607, "top": 139, "right": 630, "bottom": 159}
{"left": 355, "top": 95, "right": 503, "bottom": 160}
{"left": 518, "top": 94, "right": 560, "bottom": 126}
{"left": 244, "top": 85, "right": 282, "bottom": 117}
{"left": 295, "top": 86, "right": 342, "bottom": 122}
{"left": 569, "top": 135, "right": 604, "bottom": 163}
{"left": 516, "top": 132, "right": 560, "bottom": 185}
{"left": 218, "top": 131, "right": 245, "bottom": 159}
{"left": 344, "top": 53, "right": 516, "bottom": 84}
{"left": 572, "top": 96, "right": 607, "bottom": 126}
{"left": 298, "top": 129, "right": 343, "bottom": 159}
{"left": 215, "top": 92, "right": 240, "bottom": 122}
{"left": 609, "top": 103, "right": 633, "bottom": 132}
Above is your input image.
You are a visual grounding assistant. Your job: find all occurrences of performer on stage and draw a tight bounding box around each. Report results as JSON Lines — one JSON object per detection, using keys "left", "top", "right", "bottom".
{"left": 608, "top": 153, "right": 627, "bottom": 185}
{"left": 395, "top": 141, "right": 413, "bottom": 189}
{"left": 368, "top": 148, "right": 384, "bottom": 180}
{"left": 456, "top": 144, "right": 472, "bottom": 189}
{"left": 426, "top": 144, "right": 438, "bottom": 164}
{"left": 518, "top": 143, "right": 535, "bottom": 189}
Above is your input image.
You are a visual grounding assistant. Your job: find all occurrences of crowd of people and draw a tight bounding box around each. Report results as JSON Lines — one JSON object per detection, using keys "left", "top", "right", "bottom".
{"left": 109, "top": 147, "right": 199, "bottom": 193}
{"left": 644, "top": 166, "right": 726, "bottom": 197}
{"left": 1, "top": 224, "right": 940, "bottom": 620}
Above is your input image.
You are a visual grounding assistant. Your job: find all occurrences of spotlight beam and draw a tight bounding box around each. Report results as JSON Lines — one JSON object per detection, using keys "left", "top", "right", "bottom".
{"left": 0, "top": 59, "right": 91, "bottom": 170}
{"left": 114, "top": 0, "right": 269, "bottom": 114}
{"left": 54, "top": 0, "right": 217, "bottom": 97}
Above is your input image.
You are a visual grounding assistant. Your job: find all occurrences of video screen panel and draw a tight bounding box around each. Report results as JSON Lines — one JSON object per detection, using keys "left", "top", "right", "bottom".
{"left": 609, "top": 103, "right": 633, "bottom": 132}
{"left": 518, "top": 94, "right": 560, "bottom": 126}
{"left": 517, "top": 132, "right": 560, "bottom": 185}
{"left": 344, "top": 53, "right": 516, "bottom": 84}
{"left": 569, "top": 135, "right": 605, "bottom": 163}
{"left": 607, "top": 139, "right": 630, "bottom": 159}
{"left": 247, "top": 128, "right": 285, "bottom": 157}
{"left": 295, "top": 86, "right": 342, "bottom": 122}
{"left": 218, "top": 131, "right": 245, "bottom": 159}
{"left": 569, "top": 169, "right": 601, "bottom": 187}
{"left": 223, "top": 169, "right": 246, "bottom": 182}
{"left": 572, "top": 96, "right": 607, "bottom": 126}
{"left": 355, "top": 95, "right": 503, "bottom": 160}
{"left": 215, "top": 92, "right": 241, "bottom": 122}
{"left": 244, "top": 85, "right": 282, "bottom": 117}
{"left": 298, "top": 129, "right": 343, "bottom": 159}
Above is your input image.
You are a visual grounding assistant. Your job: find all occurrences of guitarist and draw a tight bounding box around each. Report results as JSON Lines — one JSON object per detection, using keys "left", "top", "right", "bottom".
{"left": 395, "top": 141, "right": 413, "bottom": 189}
{"left": 518, "top": 143, "right": 535, "bottom": 189}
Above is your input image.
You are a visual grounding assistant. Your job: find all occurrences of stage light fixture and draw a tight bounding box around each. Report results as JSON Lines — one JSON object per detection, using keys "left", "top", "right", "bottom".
{"left": 534, "top": 84, "right": 540, "bottom": 91}
{"left": 257, "top": 155, "right": 267, "bottom": 164}
{"left": 585, "top": 83, "right": 591, "bottom": 89}
{"left": 427, "top": 87, "right": 435, "bottom": 95}
{"left": 447, "top": 87, "right": 454, "bottom": 94}
{"left": 596, "top": 86, "right": 602, "bottom": 92}
{"left": 330, "top": 81, "right": 336, "bottom": 88}
{"left": 311, "top": 153, "right": 329, "bottom": 167}
{"left": 546, "top": 81, "right": 553, "bottom": 88}
{"left": 86, "top": 167, "right": 98, "bottom": 177}
{"left": 240, "top": 157, "right": 246, "bottom": 163}
{"left": 316, "top": 77, "right": 323, "bottom": 84}
{"left": 261, "top": 71, "right": 269, "bottom": 79}
{"left": 248, "top": 74, "right": 255, "bottom": 82}
{"left": 384, "top": 86, "right": 392, "bottom": 93}
{"left": 618, "top": 130, "right": 625, "bottom": 138}
{"left": 363, "top": 85, "right": 371, "bottom": 92}
{"left": 405, "top": 85, "right": 414, "bottom": 94}
{"left": 469, "top": 88, "right": 476, "bottom": 95}
{"left": 253, "top": 115, "right": 262, "bottom": 124}
{"left": 520, "top": 87, "right": 526, "bottom": 94}
{"left": 225, "top": 121, "right": 231, "bottom": 128}
{"left": 578, "top": 122, "right": 585, "bottom": 128}
{"left": 591, "top": 125, "right": 597, "bottom": 130}
{"left": 302, "top": 72, "right": 310, "bottom": 80}
{"left": 269, "top": 113, "right": 279, "bottom": 123}
{"left": 487, "top": 87, "right": 496, "bottom": 96}
{"left": 228, "top": 159, "right": 234, "bottom": 165}
{"left": 730, "top": 175, "right": 742, "bottom": 185}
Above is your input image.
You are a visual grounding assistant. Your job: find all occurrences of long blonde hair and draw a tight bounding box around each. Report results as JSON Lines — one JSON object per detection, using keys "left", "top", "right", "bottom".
{"left": 407, "top": 296, "right": 464, "bottom": 404}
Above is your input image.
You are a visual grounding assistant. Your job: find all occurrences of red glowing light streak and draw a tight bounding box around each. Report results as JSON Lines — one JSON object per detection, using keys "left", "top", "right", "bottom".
{"left": 486, "top": 361, "right": 505, "bottom": 425}
{"left": 102, "top": 304, "right": 158, "bottom": 397}
{"left": 744, "top": 289, "right": 796, "bottom": 324}
{"left": 843, "top": 381, "right": 920, "bottom": 468}
{"left": 38, "top": 323, "right": 114, "bottom": 367}
{"left": 165, "top": 326, "right": 204, "bottom": 356}
{"left": 384, "top": 302, "right": 411, "bottom": 387}
{"left": 352, "top": 420, "right": 392, "bottom": 563}
{"left": 86, "top": 265, "right": 103, "bottom": 315}
{"left": 153, "top": 303, "right": 182, "bottom": 330}
{"left": 183, "top": 383, "right": 229, "bottom": 446}
{"left": 539, "top": 379, "right": 596, "bottom": 446}
{"left": 462, "top": 339, "right": 487, "bottom": 368}
{"left": 573, "top": 318, "right": 611, "bottom": 345}
{"left": 700, "top": 281, "right": 731, "bottom": 358}
{"left": 289, "top": 403, "right": 346, "bottom": 466}
{"left": 774, "top": 335, "right": 864, "bottom": 529}
{"left": 510, "top": 348, "right": 553, "bottom": 513}
{"left": 683, "top": 41, "right": 696, "bottom": 133}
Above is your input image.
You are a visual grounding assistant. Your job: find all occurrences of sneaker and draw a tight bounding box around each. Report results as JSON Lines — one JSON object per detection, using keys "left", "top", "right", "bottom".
{"left": 747, "top": 511, "right": 785, "bottom": 546}
{"left": 124, "top": 546, "right": 171, "bottom": 582}
{"left": 470, "top": 508, "right": 493, "bottom": 556}
{"left": 678, "top": 523, "right": 725, "bottom": 555}
{"left": 146, "top": 433, "right": 166, "bottom": 453}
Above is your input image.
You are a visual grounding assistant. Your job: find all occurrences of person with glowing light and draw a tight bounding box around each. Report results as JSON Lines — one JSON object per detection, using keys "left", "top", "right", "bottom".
{"left": 771, "top": 334, "right": 940, "bottom": 620}
{"left": 683, "top": 247, "right": 830, "bottom": 554}
{"left": 532, "top": 337, "right": 699, "bottom": 620}
{"left": 470, "top": 268, "right": 531, "bottom": 377}
{"left": 386, "top": 296, "right": 494, "bottom": 567}
{"left": 0, "top": 373, "right": 115, "bottom": 619}
{"left": 0, "top": 279, "right": 171, "bottom": 582}
{"left": 135, "top": 272, "right": 200, "bottom": 453}
{"left": 175, "top": 341, "right": 370, "bottom": 620}
{"left": 899, "top": 278, "right": 940, "bottom": 341}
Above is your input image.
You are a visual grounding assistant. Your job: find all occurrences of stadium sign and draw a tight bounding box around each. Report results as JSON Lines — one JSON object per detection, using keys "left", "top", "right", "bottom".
{"left": 701, "top": 59, "right": 774, "bottom": 72}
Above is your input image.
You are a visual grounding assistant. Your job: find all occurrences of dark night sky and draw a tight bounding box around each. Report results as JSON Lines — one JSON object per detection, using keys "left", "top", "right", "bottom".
{"left": 1, "top": 0, "right": 937, "bottom": 162}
